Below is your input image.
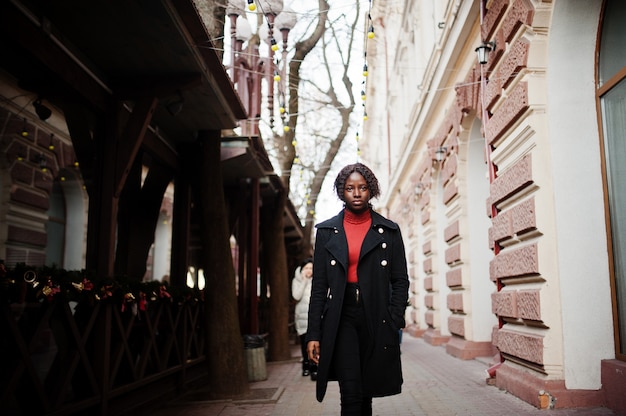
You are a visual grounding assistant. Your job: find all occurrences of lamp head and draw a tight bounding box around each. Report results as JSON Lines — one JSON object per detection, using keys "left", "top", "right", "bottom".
{"left": 33, "top": 98, "right": 52, "bottom": 121}
{"left": 475, "top": 41, "right": 496, "bottom": 65}
{"left": 435, "top": 146, "right": 447, "bottom": 162}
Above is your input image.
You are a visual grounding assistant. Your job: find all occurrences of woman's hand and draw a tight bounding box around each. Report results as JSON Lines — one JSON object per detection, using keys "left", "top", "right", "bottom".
{"left": 307, "top": 340, "right": 320, "bottom": 365}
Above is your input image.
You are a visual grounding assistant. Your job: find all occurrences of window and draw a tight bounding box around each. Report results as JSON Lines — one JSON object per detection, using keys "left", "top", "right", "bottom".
{"left": 46, "top": 181, "right": 66, "bottom": 267}
{"left": 598, "top": 0, "right": 626, "bottom": 359}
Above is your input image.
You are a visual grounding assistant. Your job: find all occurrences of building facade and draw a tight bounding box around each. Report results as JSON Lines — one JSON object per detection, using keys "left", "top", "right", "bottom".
{"left": 362, "top": 0, "right": 625, "bottom": 411}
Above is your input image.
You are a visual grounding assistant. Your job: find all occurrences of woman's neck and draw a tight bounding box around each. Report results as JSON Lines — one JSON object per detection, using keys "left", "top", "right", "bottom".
{"left": 344, "top": 208, "right": 371, "bottom": 224}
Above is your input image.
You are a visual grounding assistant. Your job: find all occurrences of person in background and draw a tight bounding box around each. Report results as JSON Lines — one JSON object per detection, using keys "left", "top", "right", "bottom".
{"left": 292, "top": 257, "right": 317, "bottom": 380}
{"left": 306, "top": 163, "right": 409, "bottom": 415}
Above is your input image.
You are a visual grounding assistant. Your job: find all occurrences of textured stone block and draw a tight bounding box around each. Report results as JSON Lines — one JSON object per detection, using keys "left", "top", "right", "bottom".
{"left": 448, "top": 315, "right": 465, "bottom": 337}
{"left": 444, "top": 220, "right": 460, "bottom": 243}
{"left": 492, "top": 290, "right": 518, "bottom": 318}
{"left": 496, "top": 328, "right": 544, "bottom": 365}
{"left": 447, "top": 292, "right": 464, "bottom": 312}
{"left": 490, "top": 154, "right": 533, "bottom": 205}
{"left": 445, "top": 244, "right": 461, "bottom": 265}
{"left": 511, "top": 197, "right": 536, "bottom": 235}
{"left": 446, "top": 268, "right": 463, "bottom": 288}
{"left": 490, "top": 243, "right": 538, "bottom": 280}
{"left": 487, "top": 82, "right": 529, "bottom": 145}
{"left": 517, "top": 289, "right": 541, "bottom": 321}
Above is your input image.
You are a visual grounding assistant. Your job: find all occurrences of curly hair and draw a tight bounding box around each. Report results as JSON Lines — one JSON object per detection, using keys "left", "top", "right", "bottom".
{"left": 333, "top": 163, "right": 381, "bottom": 202}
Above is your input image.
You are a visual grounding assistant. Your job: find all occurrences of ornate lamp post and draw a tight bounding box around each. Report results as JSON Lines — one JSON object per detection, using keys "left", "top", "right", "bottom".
{"left": 226, "top": 0, "right": 297, "bottom": 335}
{"left": 227, "top": 0, "right": 296, "bottom": 136}
{"left": 267, "top": 6, "right": 296, "bottom": 130}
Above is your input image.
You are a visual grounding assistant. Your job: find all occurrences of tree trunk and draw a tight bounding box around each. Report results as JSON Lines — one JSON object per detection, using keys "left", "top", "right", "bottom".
{"left": 261, "top": 188, "right": 291, "bottom": 361}
{"left": 115, "top": 156, "right": 142, "bottom": 277}
{"left": 193, "top": 131, "right": 248, "bottom": 398}
{"left": 115, "top": 156, "right": 174, "bottom": 280}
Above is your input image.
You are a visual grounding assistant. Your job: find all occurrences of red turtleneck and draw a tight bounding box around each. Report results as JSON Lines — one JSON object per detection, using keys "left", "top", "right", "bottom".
{"left": 344, "top": 209, "right": 372, "bottom": 283}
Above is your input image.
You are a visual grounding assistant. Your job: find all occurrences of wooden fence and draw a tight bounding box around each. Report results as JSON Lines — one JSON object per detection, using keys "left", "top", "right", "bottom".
{"left": 1, "top": 290, "right": 207, "bottom": 415}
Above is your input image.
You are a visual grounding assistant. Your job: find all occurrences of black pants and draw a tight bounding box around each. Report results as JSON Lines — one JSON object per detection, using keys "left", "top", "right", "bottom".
{"left": 332, "top": 284, "right": 372, "bottom": 416}
{"left": 299, "top": 334, "right": 317, "bottom": 372}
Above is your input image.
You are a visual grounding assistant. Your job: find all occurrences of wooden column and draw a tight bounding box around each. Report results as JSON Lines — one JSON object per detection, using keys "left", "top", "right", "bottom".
{"left": 248, "top": 177, "right": 260, "bottom": 334}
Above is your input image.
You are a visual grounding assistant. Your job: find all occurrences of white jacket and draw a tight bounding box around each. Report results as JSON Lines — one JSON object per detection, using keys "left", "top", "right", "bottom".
{"left": 291, "top": 266, "right": 312, "bottom": 336}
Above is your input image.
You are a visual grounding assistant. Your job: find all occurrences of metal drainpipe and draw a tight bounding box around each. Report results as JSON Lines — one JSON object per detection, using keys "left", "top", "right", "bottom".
{"left": 479, "top": 0, "right": 504, "bottom": 371}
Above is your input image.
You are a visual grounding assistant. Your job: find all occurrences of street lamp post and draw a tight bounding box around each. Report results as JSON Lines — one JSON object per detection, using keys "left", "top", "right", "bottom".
{"left": 270, "top": 6, "right": 296, "bottom": 129}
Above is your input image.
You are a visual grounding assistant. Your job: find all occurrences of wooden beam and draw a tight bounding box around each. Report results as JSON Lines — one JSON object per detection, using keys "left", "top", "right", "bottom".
{"left": 114, "top": 96, "right": 158, "bottom": 197}
{"left": 113, "top": 73, "right": 202, "bottom": 100}
{"left": 143, "top": 129, "right": 180, "bottom": 170}
{"left": 62, "top": 103, "right": 96, "bottom": 191}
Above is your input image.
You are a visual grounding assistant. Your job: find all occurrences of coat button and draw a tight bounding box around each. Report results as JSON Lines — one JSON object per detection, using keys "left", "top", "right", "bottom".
{"left": 334, "top": 229, "right": 339, "bottom": 233}
{"left": 381, "top": 260, "right": 388, "bottom": 267}
{"left": 381, "top": 242, "right": 387, "bottom": 249}
{"left": 331, "top": 259, "right": 336, "bottom": 266}
{"left": 378, "top": 228, "right": 384, "bottom": 234}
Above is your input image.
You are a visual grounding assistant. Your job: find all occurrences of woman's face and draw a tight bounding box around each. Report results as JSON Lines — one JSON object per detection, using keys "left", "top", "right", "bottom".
{"left": 343, "top": 172, "right": 371, "bottom": 214}
{"left": 302, "top": 263, "right": 313, "bottom": 278}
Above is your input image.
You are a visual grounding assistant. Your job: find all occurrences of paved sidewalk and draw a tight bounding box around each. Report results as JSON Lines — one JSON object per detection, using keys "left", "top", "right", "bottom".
{"left": 151, "top": 335, "right": 616, "bottom": 416}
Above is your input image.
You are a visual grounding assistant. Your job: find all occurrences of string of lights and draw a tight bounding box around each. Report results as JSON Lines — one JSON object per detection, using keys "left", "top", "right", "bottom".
{"left": 356, "top": 0, "right": 374, "bottom": 161}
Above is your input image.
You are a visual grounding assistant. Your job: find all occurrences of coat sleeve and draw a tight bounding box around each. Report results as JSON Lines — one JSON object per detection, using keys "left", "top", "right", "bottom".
{"left": 291, "top": 267, "right": 306, "bottom": 301}
{"left": 306, "top": 227, "right": 330, "bottom": 343}
{"left": 389, "top": 227, "right": 409, "bottom": 329}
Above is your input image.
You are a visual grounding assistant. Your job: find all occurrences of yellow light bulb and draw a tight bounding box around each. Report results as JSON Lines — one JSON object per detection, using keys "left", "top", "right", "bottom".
{"left": 274, "top": 74, "right": 281, "bottom": 82}
{"left": 21, "top": 131, "right": 28, "bottom": 137}
{"left": 291, "top": 140, "right": 297, "bottom": 147}
{"left": 363, "top": 70, "right": 369, "bottom": 77}
{"left": 309, "top": 210, "right": 315, "bottom": 215}
{"left": 271, "top": 44, "right": 279, "bottom": 52}
{"left": 60, "top": 176, "right": 66, "bottom": 181}
{"left": 280, "top": 107, "right": 286, "bottom": 114}
{"left": 74, "top": 161, "right": 79, "bottom": 167}
{"left": 248, "top": 3, "right": 256, "bottom": 11}
{"left": 363, "top": 114, "right": 368, "bottom": 121}
{"left": 368, "top": 32, "right": 375, "bottom": 39}
{"left": 294, "top": 157, "right": 299, "bottom": 163}
{"left": 283, "top": 125, "right": 290, "bottom": 132}
{"left": 48, "top": 145, "right": 55, "bottom": 150}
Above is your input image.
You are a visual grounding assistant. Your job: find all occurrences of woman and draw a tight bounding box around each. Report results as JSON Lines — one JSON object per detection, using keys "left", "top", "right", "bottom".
{"left": 291, "top": 257, "right": 317, "bottom": 379}
{"left": 306, "top": 163, "right": 409, "bottom": 415}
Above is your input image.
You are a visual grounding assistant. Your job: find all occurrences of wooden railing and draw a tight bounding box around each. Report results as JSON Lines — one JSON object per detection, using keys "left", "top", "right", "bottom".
{"left": 0, "top": 293, "right": 207, "bottom": 415}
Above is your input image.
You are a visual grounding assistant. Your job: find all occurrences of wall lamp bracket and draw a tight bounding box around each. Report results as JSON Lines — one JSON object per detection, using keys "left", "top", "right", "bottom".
{"left": 435, "top": 146, "right": 447, "bottom": 162}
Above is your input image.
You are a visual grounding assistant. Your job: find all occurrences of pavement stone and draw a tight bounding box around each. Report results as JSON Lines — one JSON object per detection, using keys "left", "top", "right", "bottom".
{"left": 150, "top": 334, "right": 617, "bottom": 416}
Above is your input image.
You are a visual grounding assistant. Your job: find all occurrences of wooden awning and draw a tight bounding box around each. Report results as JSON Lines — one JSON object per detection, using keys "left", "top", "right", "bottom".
{"left": 0, "top": 0, "right": 247, "bottom": 144}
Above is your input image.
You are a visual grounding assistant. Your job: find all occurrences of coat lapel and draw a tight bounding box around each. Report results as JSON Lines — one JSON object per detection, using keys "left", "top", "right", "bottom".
{"left": 325, "top": 227, "right": 348, "bottom": 271}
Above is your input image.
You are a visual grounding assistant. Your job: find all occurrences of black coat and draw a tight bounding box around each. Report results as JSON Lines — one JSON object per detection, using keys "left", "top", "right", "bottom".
{"left": 306, "top": 208, "right": 409, "bottom": 402}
